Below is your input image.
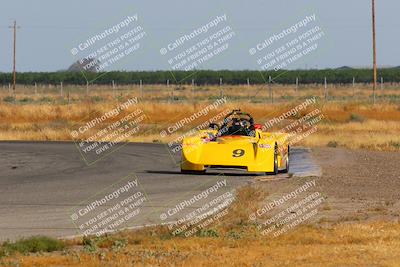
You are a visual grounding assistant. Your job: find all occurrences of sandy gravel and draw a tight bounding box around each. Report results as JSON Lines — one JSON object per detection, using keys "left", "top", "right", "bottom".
{"left": 256, "top": 147, "right": 400, "bottom": 224}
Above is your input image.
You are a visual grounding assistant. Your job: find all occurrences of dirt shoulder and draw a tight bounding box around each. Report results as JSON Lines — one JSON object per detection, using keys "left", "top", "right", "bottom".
{"left": 313, "top": 147, "right": 400, "bottom": 200}
{"left": 313, "top": 147, "right": 400, "bottom": 223}
{"left": 257, "top": 147, "right": 400, "bottom": 225}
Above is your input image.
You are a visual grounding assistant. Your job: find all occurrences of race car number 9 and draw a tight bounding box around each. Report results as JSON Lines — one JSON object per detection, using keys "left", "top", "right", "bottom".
{"left": 232, "top": 149, "right": 245, "bottom": 157}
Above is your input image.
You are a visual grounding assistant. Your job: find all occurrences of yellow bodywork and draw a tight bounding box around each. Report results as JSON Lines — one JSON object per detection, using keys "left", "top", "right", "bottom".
{"left": 181, "top": 129, "right": 289, "bottom": 173}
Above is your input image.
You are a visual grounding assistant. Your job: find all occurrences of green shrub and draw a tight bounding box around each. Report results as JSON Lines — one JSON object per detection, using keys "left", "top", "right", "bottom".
{"left": 327, "top": 141, "right": 338, "bottom": 148}
{"left": 38, "top": 96, "right": 53, "bottom": 103}
{"left": 0, "top": 236, "right": 65, "bottom": 257}
{"left": 3, "top": 96, "right": 15, "bottom": 103}
{"left": 196, "top": 229, "right": 219, "bottom": 238}
{"left": 389, "top": 141, "right": 400, "bottom": 149}
{"left": 349, "top": 113, "right": 365, "bottom": 123}
{"left": 82, "top": 237, "right": 98, "bottom": 253}
{"left": 19, "top": 97, "right": 34, "bottom": 103}
{"left": 226, "top": 231, "right": 242, "bottom": 240}
{"left": 111, "top": 239, "right": 128, "bottom": 252}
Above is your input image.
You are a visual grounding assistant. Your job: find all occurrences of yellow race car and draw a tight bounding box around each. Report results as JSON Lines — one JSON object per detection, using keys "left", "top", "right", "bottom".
{"left": 181, "top": 110, "right": 290, "bottom": 175}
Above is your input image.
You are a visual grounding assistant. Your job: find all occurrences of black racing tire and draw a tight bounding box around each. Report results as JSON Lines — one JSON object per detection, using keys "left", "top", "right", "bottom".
{"left": 266, "top": 144, "right": 279, "bottom": 175}
{"left": 280, "top": 145, "right": 290, "bottom": 173}
{"left": 280, "top": 156, "right": 289, "bottom": 173}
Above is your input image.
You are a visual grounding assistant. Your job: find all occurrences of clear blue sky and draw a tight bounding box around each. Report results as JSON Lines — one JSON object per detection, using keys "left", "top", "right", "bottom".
{"left": 0, "top": 0, "right": 398, "bottom": 72}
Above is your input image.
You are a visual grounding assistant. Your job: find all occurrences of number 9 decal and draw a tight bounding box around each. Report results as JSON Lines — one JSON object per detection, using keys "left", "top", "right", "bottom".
{"left": 232, "top": 149, "right": 245, "bottom": 157}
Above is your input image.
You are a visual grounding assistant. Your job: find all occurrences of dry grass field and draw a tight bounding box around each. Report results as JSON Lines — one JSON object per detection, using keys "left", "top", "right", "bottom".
{"left": 0, "top": 84, "right": 399, "bottom": 151}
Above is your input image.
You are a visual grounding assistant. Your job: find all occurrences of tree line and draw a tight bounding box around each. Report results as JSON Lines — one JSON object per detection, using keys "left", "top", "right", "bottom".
{"left": 0, "top": 68, "right": 399, "bottom": 85}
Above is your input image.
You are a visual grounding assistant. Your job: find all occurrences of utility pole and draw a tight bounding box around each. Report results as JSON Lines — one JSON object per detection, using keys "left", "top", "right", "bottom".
{"left": 269, "top": 76, "right": 273, "bottom": 103}
{"left": 9, "top": 20, "right": 20, "bottom": 97}
{"left": 372, "top": 0, "right": 377, "bottom": 104}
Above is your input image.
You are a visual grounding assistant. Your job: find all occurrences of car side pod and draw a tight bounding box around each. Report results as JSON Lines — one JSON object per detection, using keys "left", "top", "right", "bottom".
{"left": 181, "top": 149, "right": 206, "bottom": 174}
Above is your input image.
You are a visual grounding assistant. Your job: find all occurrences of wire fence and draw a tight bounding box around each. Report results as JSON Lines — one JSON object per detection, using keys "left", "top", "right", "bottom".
{"left": 1, "top": 81, "right": 399, "bottom": 104}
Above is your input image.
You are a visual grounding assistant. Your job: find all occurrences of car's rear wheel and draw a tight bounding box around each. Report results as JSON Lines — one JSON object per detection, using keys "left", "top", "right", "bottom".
{"left": 280, "top": 146, "right": 290, "bottom": 173}
{"left": 280, "top": 156, "right": 289, "bottom": 173}
{"left": 266, "top": 144, "right": 278, "bottom": 175}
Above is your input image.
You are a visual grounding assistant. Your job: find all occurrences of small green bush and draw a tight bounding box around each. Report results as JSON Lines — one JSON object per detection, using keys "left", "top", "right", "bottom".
{"left": 82, "top": 236, "right": 98, "bottom": 253}
{"left": 327, "top": 141, "right": 338, "bottom": 148}
{"left": 3, "top": 96, "right": 15, "bottom": 103}
{"left": 389, "top": 141, "right": 400, "bottom": 149}
{"left": 38, "top": 96, "right": 53, "bottom": 103}
{"left": 197, "top": 229, "right": 219, "bottom": 238}
{"left": 0, "top": 236, "right": 65, "bottom": 257}
{"left": 226, "top": 231, "right": 242, "bottom": 240}
{"left": 19, "top": 97, "right": 34, "bottom": 103}
{"left": 349, "top": 113, "right": 365, "bottom": 123}
{"left": 111, "top": 239, "right": 128, "bottom": 252}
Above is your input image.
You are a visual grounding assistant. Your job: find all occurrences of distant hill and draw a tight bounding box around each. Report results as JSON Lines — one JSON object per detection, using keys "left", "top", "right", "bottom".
{"left": 67, "top": 58, "right": 100, "bottom": 73}
{"left": 336, "top": 66, "right": 353, "bottom": 70}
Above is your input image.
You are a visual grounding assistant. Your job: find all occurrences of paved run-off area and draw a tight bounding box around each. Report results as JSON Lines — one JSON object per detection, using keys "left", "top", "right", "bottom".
{"left": 0, "top": 142, "right": 321, "bottom": 241}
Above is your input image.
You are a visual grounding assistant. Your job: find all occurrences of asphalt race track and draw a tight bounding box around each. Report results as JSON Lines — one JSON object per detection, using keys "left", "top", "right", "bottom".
{"left": 0, "top": 142, "right": 321, "bottom": 241}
